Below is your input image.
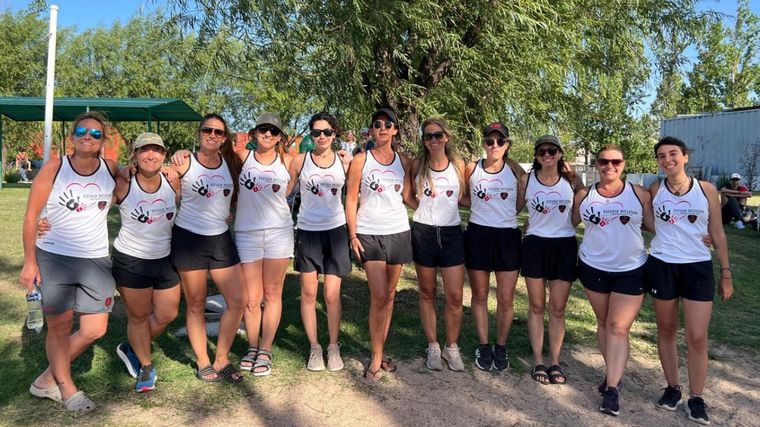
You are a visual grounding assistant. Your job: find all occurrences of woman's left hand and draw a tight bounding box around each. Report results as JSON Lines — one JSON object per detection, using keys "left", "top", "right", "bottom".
{"left": 718, "top": 276, "right": 734, "bottom": 301}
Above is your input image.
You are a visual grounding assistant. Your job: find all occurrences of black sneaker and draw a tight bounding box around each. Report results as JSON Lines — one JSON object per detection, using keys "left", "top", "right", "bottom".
{"left": 685, "top": 396, "right": 710, "bottom": 425}
{"left": 598, "top": 376, "right": 623, "bottom": 394}
{"left": 657, "top": 385, "right": 683, "bottom": 411}
{"left": 474, "top": 344, "right": 493, "bottom": 371}
{"left": 599, "top": 387, "right": 620, "bottom": 416}
{"left": 492, "top": 344, "right": 509, "bottom": 371}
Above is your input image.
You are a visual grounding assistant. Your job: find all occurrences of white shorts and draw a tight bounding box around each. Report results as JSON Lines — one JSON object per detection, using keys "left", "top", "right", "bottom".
{"left": 235, "top": 226, "right": 294, "bottom": 262}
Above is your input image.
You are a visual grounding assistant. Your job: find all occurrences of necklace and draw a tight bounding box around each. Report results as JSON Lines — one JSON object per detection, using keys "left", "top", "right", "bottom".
{"left": 597, "top": 180, "right": 624, "bottom": 198}
{"left": 666, "top": 178, "right": 689, "bottom": 195}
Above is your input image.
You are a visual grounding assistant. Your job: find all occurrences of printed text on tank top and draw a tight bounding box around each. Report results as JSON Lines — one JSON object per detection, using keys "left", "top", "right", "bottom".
{"left": 239, "top": 151, "right": 288, "bottom": 194}
{"left": 188, "top": 153, "right": 232, "bottom": 199}
{"left": 421, "top": 161, "right": 457, "bottom": 199}
{"left": 57, "top": 156, "right": 113, "bottom": 213}
{"left": 529, "top": 171, "right": 571, "bottom": 215}
{"left": 364, "top": 151, "right": 403, "bottom": 194}
{"left": 581, "top": 182, "right": 641, "bottom": 228}
{"left": 472, "top": 160, "right": 510, "bottom": 202}
{"left": 655, "top": 180, "right": 703, "bottom": 225}
{"left": 122, "top": 173, "right": 175, "bottom": 224}
{"left": 303, "top": 152, "right": 343, "bottom": 197}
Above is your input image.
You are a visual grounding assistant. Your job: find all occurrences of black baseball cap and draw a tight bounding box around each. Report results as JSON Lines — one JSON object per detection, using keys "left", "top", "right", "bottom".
{"left": 483, "top": 122, "right": 509, "bottom": 138}
{"left": 371, "top": 108, "right": 398, "bottom": 126}
{"left": 534, "top": 135, "right": 563, "bottom": 151}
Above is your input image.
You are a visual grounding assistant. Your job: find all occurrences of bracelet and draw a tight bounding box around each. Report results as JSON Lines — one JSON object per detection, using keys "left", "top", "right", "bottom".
{"left": 720, "top": 267, "right": 732, "bottom": 272}
{"left": 349, "top": 236, "right": 358, "bottom": 241}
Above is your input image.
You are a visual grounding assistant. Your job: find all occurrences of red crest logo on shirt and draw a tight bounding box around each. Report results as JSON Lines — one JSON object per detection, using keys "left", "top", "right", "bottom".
{"left": 105, "top": 297, "right": 113, "bottom": 308}
{"left": 687, "top": 215, "right": 697, "bottom": 223}
{"left": 500, "top": 192, "right": 508, "bottom": 200}
{"left": 446, "top": 190, "right": 454, "bottom": 197}
{"left": 223, "top": 189, "right": 231, "bottom": 197}
{"left": 394, "top": 184, "right": 401, "bottom": 192}
{"left": 166, "top": 212, "right": 174, "bottom": 220}
{"left": 272, "top": 184, "right": 281, "bottom": 193}
{"left": 619, "top": 215, "right": 630, "bottom": 225}
{"left": 97, "top": 201, "right": 107, "bottom": 210}
{"left": 558, "top": 205, "right": 566, "bottom": 213}
{"left": 331, "top": 188, "right": 338, "bottom": 195}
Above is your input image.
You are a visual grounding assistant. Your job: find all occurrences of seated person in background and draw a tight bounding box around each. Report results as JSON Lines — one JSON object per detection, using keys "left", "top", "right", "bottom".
{"left": 720, "top": 173, "right": 752, "bottom": 227}
{"left": 16, "top": 147, "right": 32, "bottom": 183}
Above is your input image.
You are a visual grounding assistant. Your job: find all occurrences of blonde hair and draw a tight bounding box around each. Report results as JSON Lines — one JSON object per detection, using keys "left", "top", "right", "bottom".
{"left": 417, "top": 118, "right": 465, "bottom": 197}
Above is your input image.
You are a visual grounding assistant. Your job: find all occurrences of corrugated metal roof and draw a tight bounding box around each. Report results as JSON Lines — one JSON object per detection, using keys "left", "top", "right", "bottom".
{"left": 0, "top": 97, "right": 202, "bottom": 122}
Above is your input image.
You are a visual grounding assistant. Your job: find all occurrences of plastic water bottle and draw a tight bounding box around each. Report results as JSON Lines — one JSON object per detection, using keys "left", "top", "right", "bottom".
{"left": 26, "top": 285, "right": 43, "bottom": 333}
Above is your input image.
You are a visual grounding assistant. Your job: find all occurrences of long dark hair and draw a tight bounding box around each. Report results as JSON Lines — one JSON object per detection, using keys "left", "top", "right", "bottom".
{"left": 198, "top": 113, "right": 242, "bottom": 182}
{"left": 531, "top": 148, "right": 577, "bottom": 186}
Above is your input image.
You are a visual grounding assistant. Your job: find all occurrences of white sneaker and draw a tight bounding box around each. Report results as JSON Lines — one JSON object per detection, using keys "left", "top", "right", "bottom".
{"left": 735, "top": 221, "right": 745, "bottom": 229}
{"left": 441, "top": 344, "right": 465, "bottom": 371}
{"left": 307, "top": 344, "right": 325, "bottom": 371}
{"left": 326, "top": 343, "right": 344, "bottom": 372}
{"left": 426, "top": 343, "right": 442, "bottom": 370}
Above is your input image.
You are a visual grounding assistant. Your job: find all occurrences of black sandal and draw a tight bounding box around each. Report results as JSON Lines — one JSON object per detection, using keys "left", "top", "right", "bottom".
{"left": 381, "top": 356, "right": 397, "bottom": 372}
{"left": 547, "top": 364, "right": 567, "bottom": 384}
{"left": 217, "top": 363, "right": 244, "bottom": 383}
{"left": 363, "top": 364, "right": 382, "bottom": 382}
{"left": 531, "top": 364, "right": 549, "bottom": 385}
{"left": 195, "top": 364, "right": 220, "bottom": 382}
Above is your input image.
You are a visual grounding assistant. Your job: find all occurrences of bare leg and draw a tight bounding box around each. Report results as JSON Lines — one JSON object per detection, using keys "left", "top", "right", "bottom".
{"left": 525, "top": 277, "right": 547, "bottom": 365}
{"left": 364, "top": 261, "right": 398, "bottom": 373}
{"left": 468, "top": 269, "right": 491, "bottom": 345}
{"left": 441, "top": 265, "right": 464, "bottom": 346}
{"left": 494, "top": 270, "right": 518, "bottom": 346}
{"left": 547, "top": 279, "right": 572, "bottom": 366}
{"left": 119, "top": 287, "right": 155, "bottom": 367}
{"left": 683, "top": 299, "right": 713, "bottom": 396}
{"left": 242, "top": 261, "right": 264, "bottom": 348}
{"left": 605, "top": 292, "right": 644, "bottom": 388}
{"left": 179, "top": 269, "right": 212, "bottom": 374}
{"left": 381, "top": 263, "right": 402, "bottom": 344}
{"left": 416, "top": 264, "right": 439, "bottom": 344}
{"left": 584, "top": 288, "right": 611, "bottom": 362}
{"left": 209, "top": 264, "right": 247, "bottom": 370}
{"left": 257, "top": 258, "right": 290, "bottom": 353}
{"left": 300, "top": 271, "right": 320, "bottom": 345}
{"left": 654, "top": 298, "right": 681, "bottom": 387}
{"left": 323, "top": 274, "right": 343, "bottom": 345}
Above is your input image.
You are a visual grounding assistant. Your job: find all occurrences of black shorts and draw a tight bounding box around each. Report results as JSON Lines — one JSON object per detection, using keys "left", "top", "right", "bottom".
{"left": 464, "top": 223, "right": 521, "bottom": 272}
{"left": 357, "top": 230, "right": 412, "bottom": 265}
{"left": 112, "top": 248, "right": 180, "bottom": 290}
{"left": 171, "top": 226, "right": 240, "bottom": 271}
{"left": 295, "top": 225, "right": 352, "bottom": 276}
{"left": 521, "top": 235, "right": 578, "bottom": 282}
{"left": 411, "top": 222, "right": 465, "bottom": 268}
{"left": 645, "top": 255, "right": 715, "bottom": 302}
{"left": 578, "top": 259, "right": 645, "bottom": 296}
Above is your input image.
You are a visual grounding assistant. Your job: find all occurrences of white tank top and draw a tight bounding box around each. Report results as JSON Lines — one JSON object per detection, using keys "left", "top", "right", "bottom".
{"left": 525, "top": 171, "right": 576, "bottom": 238}
{"left": 36, "top": 156, "right": 115, "bottom": 258}
{"left": 296, "top": 152, "right": 346, "bottom": 231}
{"left": 413, "top": 162, "right": 461, "bottom": 227}
{"left": 113, "top": 173, "right": 177, "bottom": 259}
{"left": 356, "top": 150, "right": 410, "bottom": 235}
{"left": 234, "top": 151, "right": 293, "bottom": 231}
{"left": 174, "top": 153, "right": 234, "bottom": 236}
{"left": 579, "top": 182, "right": 646, "bottom": 271}
{"left": 650, "top": 178, "right": 711, "bottom": 263}
{"left": 468, "top": 160, "right": 519, "bottom": 228}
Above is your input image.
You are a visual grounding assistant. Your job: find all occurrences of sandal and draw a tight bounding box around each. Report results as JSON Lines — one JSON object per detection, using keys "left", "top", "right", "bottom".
{"left": 63, "top": 391, "right": 96, "bottom": 413}
{"left": 240, "top": 346, "right": 259, "bottom": 372}
{"left": 217, "top": 363, "right": 244, "bottom": 383}
{"left": 381, "top": 356, "right": 397, "bottom": 372}
{"left": 195, "top": 364, "right": 220, "bottom": 382}
{"left": 531, "top": 364, "right": 550, "bottom": 385}
{"left": 363, "top": 364, "right": 382, "bottom": 382}
{"left": 547, "top": 364, "right": 567, "bottom": 384}
{"left": 29, "top": 382, "right": 62, "bottom": 402}
{"left": 252, "top": 350, "right": 273, "bottom": 377}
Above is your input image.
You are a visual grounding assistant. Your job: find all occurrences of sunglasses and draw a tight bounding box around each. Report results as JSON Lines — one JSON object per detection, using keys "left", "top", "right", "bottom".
{"left": 423, "top": 131, "right": 446, "bottom": 141}
{"left": 597, "top": 158, "right": 624, "bottom": 167}
{"left": 310, "top": 128, "right": 335, "bottom": 138}
{"left": 536, "top": 147, "right": 559, "bottom": 156}
{"left": 256, "top": 125, "right": 281, "bottom": 136}
{"left": 200, "top": 127, "right": 226, "bottom": 137}
{"left": 372, "top": 120, "right": 394, "bottom": 129}
{"left": 73, "top": 127, "right": 103, "bottom": 140}
{"left": 483, "top": 138, "right": 507, "bottom": 147}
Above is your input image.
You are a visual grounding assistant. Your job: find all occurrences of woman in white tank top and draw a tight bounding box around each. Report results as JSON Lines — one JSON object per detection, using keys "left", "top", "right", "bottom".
{"left": 345, "top": 108, "right": 413, "bottom": 380}
{"left": 462, "top": 122, "right": 526, "bottom": 372}
{"left": 647, "top": 137, "right": 732, "bottom": 423}
{"left": 571, "top": 145, "right": 654, "bottom": 415}
{"left": 407, "top": 118, "right": 467, "bottom": 371}
{"left": 20, "top": 112, "right": 118, "bottom": 411}
{"left": 169, "top": 114, "right": 247, "bottom": 382}
{"left": 517, "top": 135, "right": 582, "bottom": 385}
{"left": 288, "top": 112, "right": 350, "bottom": 372}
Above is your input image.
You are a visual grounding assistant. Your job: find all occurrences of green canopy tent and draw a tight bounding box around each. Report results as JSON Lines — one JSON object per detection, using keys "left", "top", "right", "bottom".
{"left": 0, "top": 96, "right": 202, "bottom": 188}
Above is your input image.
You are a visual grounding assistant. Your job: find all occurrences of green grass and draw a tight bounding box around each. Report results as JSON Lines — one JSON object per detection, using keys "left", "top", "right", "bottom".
{"left": 0, "top": 186, "right": 757, "bottom": 424}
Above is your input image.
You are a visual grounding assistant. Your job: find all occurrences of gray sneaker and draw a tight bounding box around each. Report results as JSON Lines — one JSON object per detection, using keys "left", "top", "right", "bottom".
{"left": 426, "top": 343, "right": 442, "bottom": 370}
{"left": 307, "top": 344, "right": 325, "bottom": 371}
{"left": 441, "top": 344, "right": 465, "bottom": 371}
{"left": 326, "top": 343, "right": 344, "bottom": 372}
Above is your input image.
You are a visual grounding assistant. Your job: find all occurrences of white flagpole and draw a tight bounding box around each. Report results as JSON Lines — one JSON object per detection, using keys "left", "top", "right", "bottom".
{"left": 43, "top": 5, "right": 59, "bottom": 163}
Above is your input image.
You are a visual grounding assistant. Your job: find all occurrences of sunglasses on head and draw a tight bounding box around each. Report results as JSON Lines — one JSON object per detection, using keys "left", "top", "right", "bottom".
{"left": 423, "top": 131, "right": 445, "bottom": 141}
{"left": 200, "top": 127, "right": 225, "bottom": 137}
{"left": 483, "top": 137, "right": 507, "bottom": 147}
{"left": 73, "top": 127, "right": 103, "bottom": 140}
{"left": 536, "top": 146, "right": 559, "bottom": 156}
{"left": 372, "top": 120, "right": 394, "bottom": 129}
{"left": 256, "top": 125, "right": 281, "bottom": 136}
{"left": 597, "top": 158, "right": 624, "bottom": 167}
{"left": 310, "top": 128, "right": 335, "bottom": 138}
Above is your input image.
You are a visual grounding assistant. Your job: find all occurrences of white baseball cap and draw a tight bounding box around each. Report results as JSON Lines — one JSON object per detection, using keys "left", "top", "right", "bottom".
{"left": 731, "top": 173, "right": 741, "bottom": 180}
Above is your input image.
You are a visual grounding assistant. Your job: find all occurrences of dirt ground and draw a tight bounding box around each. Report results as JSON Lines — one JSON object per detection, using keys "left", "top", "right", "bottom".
{"left": 102, "top": 344, "right": 757, "bottom": 426}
